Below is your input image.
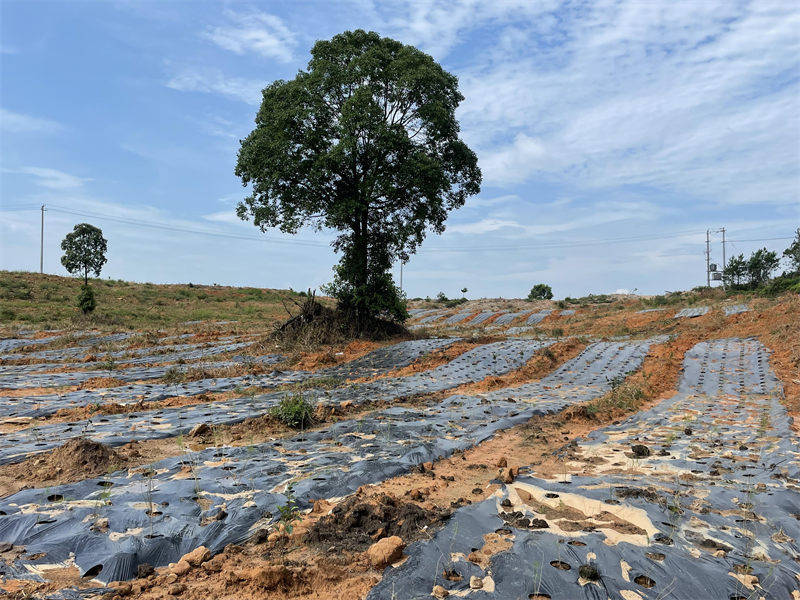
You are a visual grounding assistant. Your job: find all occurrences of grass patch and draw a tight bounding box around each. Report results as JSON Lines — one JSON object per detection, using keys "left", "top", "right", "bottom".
{"left": 269, "top": 394, "right": 315, "bottom": 429}
{"left": 582, "top": 376, "right": 647, "bottom": 420}
{"left": 162, "top": 367, "right": 186, "bottom": 384}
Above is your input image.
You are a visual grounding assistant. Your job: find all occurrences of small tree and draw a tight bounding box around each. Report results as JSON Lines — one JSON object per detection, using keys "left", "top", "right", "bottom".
{"left": 61, "top": 223, "right": 108, "bottom": 285}
{"left": 746, "top": 248, "right": 779, "bottom": 287}
{"left": 723, "top": 254, "right": 747, "bottom": 287}
{"left": 527, "top": 284, "right": 553, "bottom": 301}
{"left": 235, "top": 30, "right": 481, "bottom": 326}
{"left": 77, "top": 284, "right": 96, "bottom": 314}
{"left": 460, "top": 287, "right": 468, "bottom": 297}
{"left": 783, "top": 228, "right": 800, "bottom": 274}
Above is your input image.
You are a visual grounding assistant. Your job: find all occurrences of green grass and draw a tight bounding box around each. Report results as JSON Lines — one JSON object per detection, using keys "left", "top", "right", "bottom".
{"left": 0, "top": 270, "right": 325, "bottom": 330}
{"left": 269, "top": 393, "right": 315, "bottom": 428}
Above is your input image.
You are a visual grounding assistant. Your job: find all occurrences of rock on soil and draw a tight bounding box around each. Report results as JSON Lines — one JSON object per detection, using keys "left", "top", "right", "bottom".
{"left": 189, "top": 423, "right": 211, "bottom": 438}
{"left": 366, "top": 536, "right": 405, "bottom": 568}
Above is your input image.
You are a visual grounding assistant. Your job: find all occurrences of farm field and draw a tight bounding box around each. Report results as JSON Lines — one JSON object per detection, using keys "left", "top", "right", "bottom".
{"left": 0, "top": 275, "right": 798, "bottom": 600}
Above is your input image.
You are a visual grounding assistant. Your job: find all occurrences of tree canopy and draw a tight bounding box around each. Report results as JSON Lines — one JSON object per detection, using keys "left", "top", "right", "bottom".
{"left": 783, "top": 228, "right": 800, "bottom": 274}
{"left": 746, "top": 248, "right": 780, "bottom": 286}
{"left": 60, "top": 223, "right": 107, "bottom": 285}
{"left": 528, "top": 284, "right": 553, "bottom": 301}
{"left": 723, "top": 247, "right": 781, "bottom": 289}
{"left": 722, "top": 253, "right": 747, "bottom": 287}
{"left": 235, "top": 29, "right": 481, "bottom": 323}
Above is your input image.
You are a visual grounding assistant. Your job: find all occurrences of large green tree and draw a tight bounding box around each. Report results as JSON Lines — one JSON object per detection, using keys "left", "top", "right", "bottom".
{"left": 235, "top": 30, "right": 481, "bottom": 323}
{"left": 60, "top": 223, "right": 108, "bottom": 285}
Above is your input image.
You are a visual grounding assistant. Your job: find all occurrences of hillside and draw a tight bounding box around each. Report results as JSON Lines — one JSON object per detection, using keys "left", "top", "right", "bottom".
{"left": 0, "top": 271, "right": 321, "bottom": 330}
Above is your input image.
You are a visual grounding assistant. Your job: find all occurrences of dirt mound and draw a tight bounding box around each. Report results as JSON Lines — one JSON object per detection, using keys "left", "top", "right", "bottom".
{"left": 274, "top": 296, "right": 408, "bottom": 350}
{"left": 304, "top": 494, "right": 452, "bottom": 552}
{"left": 78, "top": 376, "right": 127, "bottom": 390}
{"left": 13, "top": 437, "right": 123, "bottom": 487}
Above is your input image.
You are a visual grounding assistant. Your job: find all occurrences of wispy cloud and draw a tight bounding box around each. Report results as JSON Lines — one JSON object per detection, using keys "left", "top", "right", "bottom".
{"left": 447, "top": 199, "right": 664, "bottom": 237}
{"left": 9, "top": 167, "right": 88, "bottom": 189}
{"left": 381, "top": 0, "right": 557, "bottom": 59}
{"left": 204, "top": 11, "right": 296, "bottom": 62}
{"left": 202, "top": 210, "right": 243, "bottom": 225}
{"left": 165, "top": 68, "right": 263, "bottom": 104}
{"left": 1, "top": 108, "right": 63, "bottom": 134}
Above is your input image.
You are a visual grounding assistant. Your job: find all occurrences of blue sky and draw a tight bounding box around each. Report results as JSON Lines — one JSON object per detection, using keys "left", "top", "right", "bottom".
{"left": 1, "top": 0, "right": 798, "bottom": 299}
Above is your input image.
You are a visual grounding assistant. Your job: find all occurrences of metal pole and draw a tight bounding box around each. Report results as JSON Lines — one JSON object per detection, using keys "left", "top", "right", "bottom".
{"left": 720, "top": 227, "right": 726, "bottom": 290}
{"left": 706, "top": 229, "right": 710, "bottom": 287}
{"left": 40, "top": 205, "right": 45, "bottom": 274}
{"left": 400, "top": 262, "right": 403, "bottom": 293}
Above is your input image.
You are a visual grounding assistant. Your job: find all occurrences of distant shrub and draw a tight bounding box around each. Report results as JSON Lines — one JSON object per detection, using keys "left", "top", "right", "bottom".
{"left": 77, "top": 285, "right": 96, "bottom": 314}
{"left": 270, "top": 394, "right": 314, "bottom": 429}
{"left": 0, "top": 308, "right": 15, "bottom": 321}
{"left": 757, "top": 273, "right": 800, "bottom": 297}
{"left": 162, "top": 366, "right": 186, "bottom": 384}
{"left": 433, "top": 291, "right": 468, "bottom": 308}
{"left": 564, "top": 293, "right": 612, "bottom": 305}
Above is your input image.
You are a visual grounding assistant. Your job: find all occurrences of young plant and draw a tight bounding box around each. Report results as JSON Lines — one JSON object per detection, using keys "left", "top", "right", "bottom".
{"left": 277, "top": 482, "right": 301, "bottom": 534}
{"left": 270, "top": 393, "right": 314, "bottom": 429}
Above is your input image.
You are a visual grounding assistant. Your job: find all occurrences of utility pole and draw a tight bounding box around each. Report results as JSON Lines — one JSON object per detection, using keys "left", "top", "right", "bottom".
{"left": 400, "top": 262, "right": 403, "bottom": 294}
{"left": 40, "top": 205, "right": 46, "bottom": 274}
{"left": 718, "top": 227, "right": 726, "bottom": 290}
{"left": 705, "top": 229, "right": 711, "bottom": 287}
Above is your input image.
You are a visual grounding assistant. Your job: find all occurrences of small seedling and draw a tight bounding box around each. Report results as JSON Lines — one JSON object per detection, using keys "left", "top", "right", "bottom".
{"left": 276, "top": 482, "right": 301, "bottom": 534}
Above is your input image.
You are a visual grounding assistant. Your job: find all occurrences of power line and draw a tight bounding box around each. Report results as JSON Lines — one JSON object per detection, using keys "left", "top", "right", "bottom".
{"left": 3, "top": 202, "right": 794, "bottom": 254}
{"left": 421, "top": 228, "right": 707, "bottom": 252}
{"left": 45, "top": 205, "right": 331, "bottom": 248}
{"left": 0, "top": 204, "right": 41, "bottom": 211}
{"left": 726, "top": 236, "right": 794, "bottom": 242}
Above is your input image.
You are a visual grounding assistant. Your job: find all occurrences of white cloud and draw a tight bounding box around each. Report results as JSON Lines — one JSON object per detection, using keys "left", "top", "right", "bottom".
{"left": 165, "top": 68, "right": 263, "bottom": 104}
{"left": 381, "top": 0, "right": 559, "bottom": 59}
{"left": 204, "top": 11, "right": 296, "bottom": 62}
{"left": 477, "top": 133, "right": 548, "bottom": 185}
{"left": 0, "top": 108, "right": 63, "bottom": 134}
{"left": 450, "top": 1, "right": 800, "bottom": 205}
{"left": 202, "top": 210, "right": 243, "bottom": 225}
{"left": 463, "top": 194, "right": 520, "bottom": 209}
{"left": 10, "top": 167, "right": 88, "bottom": 189}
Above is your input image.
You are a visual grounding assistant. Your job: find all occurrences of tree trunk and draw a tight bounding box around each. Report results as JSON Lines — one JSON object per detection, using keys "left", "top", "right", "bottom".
{"left": 350, "top": 209, "right": 370, "bottom": 326}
